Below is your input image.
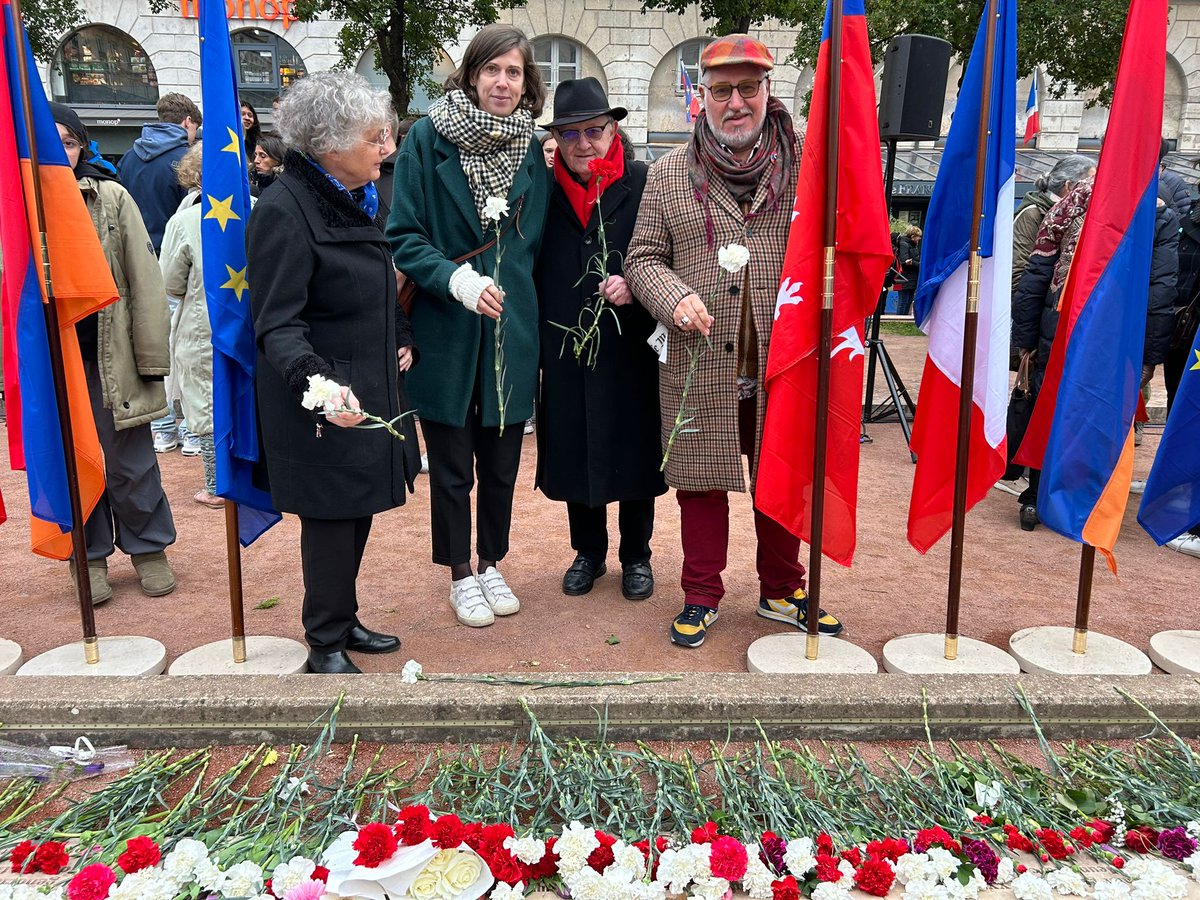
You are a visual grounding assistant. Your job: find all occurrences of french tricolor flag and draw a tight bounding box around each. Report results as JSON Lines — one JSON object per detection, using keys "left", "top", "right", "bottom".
{"left": 679, "top": 59, "right": 700, "bottom": 124}
{"left": 1024, "top": 70, "right": 1040, "bottom": 145}
{"left": 906, "top": 0, "right": 1016, "bottom": 553}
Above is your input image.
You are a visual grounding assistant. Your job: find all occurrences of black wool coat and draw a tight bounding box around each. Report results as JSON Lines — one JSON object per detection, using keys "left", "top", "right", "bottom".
{"left": 534, "top": 159, "right": 667, "bottom": 507}
{"left": 247, "top": 152, "right": 420, "bottom": 519}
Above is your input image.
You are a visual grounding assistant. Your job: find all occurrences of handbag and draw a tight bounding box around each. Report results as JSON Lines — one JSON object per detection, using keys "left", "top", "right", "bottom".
{"left": 1004, "top": 352, "right": 1035, "bottom": 481}
{"left": 396, "top": 197, "right": 524, "bottom": 318}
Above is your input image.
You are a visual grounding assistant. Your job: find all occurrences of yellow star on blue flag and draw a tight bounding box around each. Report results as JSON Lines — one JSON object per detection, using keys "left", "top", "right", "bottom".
{"left": 222, "top": 126, "right": 242, "bottom": 155}
{"left": 204, "top": 194, "right": 240, "bottom": 232}
{"left": 220, "top": 264, "right": 249, "bottom": 302}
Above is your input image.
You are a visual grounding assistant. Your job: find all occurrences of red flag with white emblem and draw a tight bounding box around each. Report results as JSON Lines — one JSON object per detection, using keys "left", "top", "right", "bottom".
{"left": 755, "top": 0, "right": 893, "bottom": 566}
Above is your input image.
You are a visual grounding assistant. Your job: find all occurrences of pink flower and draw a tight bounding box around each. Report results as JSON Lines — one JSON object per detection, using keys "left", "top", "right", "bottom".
{"left": 710, "top": 835, "right": 749, "bottom": 881}
{"left": 283, "top": 879, "right": 326, "bottom": 900}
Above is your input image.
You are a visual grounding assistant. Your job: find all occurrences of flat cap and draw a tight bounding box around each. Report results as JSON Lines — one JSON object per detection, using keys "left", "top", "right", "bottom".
{"left": 700, "top": 34, "right": 775, "bottom": 73}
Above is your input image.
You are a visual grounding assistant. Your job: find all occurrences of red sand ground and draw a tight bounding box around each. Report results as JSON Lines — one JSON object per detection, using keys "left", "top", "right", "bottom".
{"left": 0, "top": 334, "right": 1192, "bottom": 674}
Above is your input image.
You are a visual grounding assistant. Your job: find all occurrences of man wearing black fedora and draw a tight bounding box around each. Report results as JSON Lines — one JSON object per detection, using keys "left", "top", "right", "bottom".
{"left": 533, "top": 77, "right": 666, "bottom": 603}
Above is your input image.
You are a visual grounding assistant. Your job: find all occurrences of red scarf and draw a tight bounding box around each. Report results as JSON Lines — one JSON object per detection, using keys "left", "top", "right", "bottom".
{"left": 552, "top": 132, "right": 625, "bottom": 227}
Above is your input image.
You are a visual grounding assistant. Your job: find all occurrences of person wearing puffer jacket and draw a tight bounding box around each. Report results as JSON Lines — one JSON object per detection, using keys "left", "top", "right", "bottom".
{"left": 51, "top": 103, "right": 178, "bottom": 606}
{"left": 1011, "top": 178, "right": 1179, "bottom": 532}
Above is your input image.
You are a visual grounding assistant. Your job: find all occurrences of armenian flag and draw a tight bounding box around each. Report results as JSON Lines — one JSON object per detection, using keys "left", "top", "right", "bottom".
{"left": 756, "top": 0, "right": 893, "bottom": 566}
{"left": 200, "top": 0, "right": 280, "bottom": 544}
{"left": 1, "top": 0, "right": 117, "bottom": 558}
{"left": 906, "top": 0, "right": 1016, "bottom": 554}
{"left": 1138, "top": 329, "right": 1200, "bottom": 543}
{"left": 1014, "top": 0, "right": 1167, "bottom": 572}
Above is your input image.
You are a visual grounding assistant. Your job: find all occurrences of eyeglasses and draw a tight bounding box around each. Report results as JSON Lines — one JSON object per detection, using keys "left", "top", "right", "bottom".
{"left": 555, "top": 121, "right": 611, "bottom": 144}
{"left": 359, "top": 128, "right": 393, "bottom": 150}
{"left": 703, "top": 76, "right": 768, "bottom": 102}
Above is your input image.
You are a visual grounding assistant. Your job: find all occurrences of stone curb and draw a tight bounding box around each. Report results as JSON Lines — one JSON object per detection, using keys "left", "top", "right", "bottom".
{"left": 3, "top": 673, "right": 1200, "bottom": 747}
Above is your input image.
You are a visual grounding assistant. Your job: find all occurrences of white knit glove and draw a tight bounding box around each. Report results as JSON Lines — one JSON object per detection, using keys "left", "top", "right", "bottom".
{"left": 448, "top": 264, "right": 495, "bottom": 314}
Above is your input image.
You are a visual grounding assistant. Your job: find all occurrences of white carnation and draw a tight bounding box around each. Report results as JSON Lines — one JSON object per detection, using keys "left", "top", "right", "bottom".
{"left": 483, "top": 197, "right": 509, "bottom": 222}
{"left": 995, "top": 857, "right": 1017, "bottom": 885}
{"left": 717, "top": 242, "right": 750, "bottom": 274}
{"left": 1094, "top": 881, "right": 1133, "bottom": 900}
{"left": 974, "top": 780, "right": 1004, "bottom": 811}
{"left": 1045, "top": 867, "right": 1089, "bottom": 896}
{"left": 613, "top": 840, "right": 647, "bottom": 879}
{"left": 503, "top": 834, "right": 546, "bottom": 865}
{"left": 271, "top": 856, "right": 317, "bottom": 894}
{"left": 565, "top": 867, "right": 606, "bottom": 900}
{"left": 110, "top": 869, "right": 181, "bottom": 900}
{"left": 927, "top": 847, "right": 960, "bottom": 882}
{"left": 556, "top": 821, "right": 600, "bottom": 875}
{"left": 836, "top": 858, "right": 856, "bottom": 886}
{"left": 1184, "top": 851, "right": 1200, "bottom": 881}
{"left": 218, "top": 860, "right": 264, "bottom": 899}
{"left": 1130, "top": 859, "right": 1189, "bottom": 900}
{"left": 1012, "top": 871, "right": 1054, "bottom": 900}
{"left": 300, "top": 374, "right": 344, "bottom": 412}
{"left": 490, "top": 881, "right": 525, "bottom": 900}
{"left": 655, "top": 844, "right": 708, "bottom": 895}
{"left": 784, "top": 836, "right": 817, "bottom": 878}
{"left": 895, "top": 853, "right": 936, "bottom": 886}
{"left": 813, "top": 881, "right": 853, "bottom": 900}
{"left": 903, "top": 878, "right": 949, "bottom": 900}
{"left": 742, "top": 850, "right": 777, "bottom": 900}
{"left": 688, "top": 875, "right": 730, "bottom": 900}
{"left": 400, "top": 659, "right": 423, "bottom": 683}
{"left": 194, "top": 857, "right": 224, "bottom": 891}
{"left": 162, "top": 837, "right": 211, "bottom": 881}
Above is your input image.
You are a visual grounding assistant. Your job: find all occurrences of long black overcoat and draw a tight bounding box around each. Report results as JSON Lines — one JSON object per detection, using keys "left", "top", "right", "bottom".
{"left": 534, "top": 158, "right": 666, "bottom": 507}
{"left": 247, "top": 152, "right": 420, "bottom": 519}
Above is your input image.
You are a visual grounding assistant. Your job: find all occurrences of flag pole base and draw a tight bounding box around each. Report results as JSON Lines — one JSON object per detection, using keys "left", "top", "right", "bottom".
{"left": 18, "top": 636, "right": 166, "bottom": 677}
{"left": 882, "top": 633, "right": 1019, "bottom": 674}
{"left": 0, "top": 639, "right": 24, "bottom": 676}
{"left": 1148, "top": 630, "right": 1200, "bottom": 675}
{"left": 944, "top": 633, "right": 958, "bottom": 661}
{"left": 167, "top": 637, "right": 308, "bottom": 676}
{"left": 1009, "top": 626, "right": 1150, "bottom": 675}
{"left": 805, "top": 633, "right": 819, "bottom": 660}
{"left": 1072, "top": 628, "right": 1088, "bottom": 655}
{"left": 747, "top": 634, "right": 877, "bottom": 674}
{"left": 84, "top": 637, "right": 100, "bottom": 665}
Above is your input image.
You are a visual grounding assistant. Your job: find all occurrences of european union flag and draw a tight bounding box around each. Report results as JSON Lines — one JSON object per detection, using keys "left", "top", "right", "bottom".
{"left": 1139, "top": 328, "right": 1200, "bottom": 543}
{"left": 200, "top": 0, "right": 280, "bottom": 544}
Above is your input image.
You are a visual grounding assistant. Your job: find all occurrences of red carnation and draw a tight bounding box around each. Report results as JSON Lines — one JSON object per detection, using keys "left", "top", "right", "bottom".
{"left": 855, "top": 858, "right": 897, "bottom": 897}
{"left": 488, "top": 850, "right": 524, "bottom": 885}
{"left": 691, "top": 821, "right": 719, "bottom": 845}
{"left": 772, "top": 874, "right": 802, "bottom": 900}
{"left": 1088, "top": 820, "right": 1116, "bottom": 844}
{"left": 527, "top": 837, "right": 558, "bottom": 881}
{"left": 1004, "top": 825, "right": 1035, "bottom": 853}
{"left": 1112, "top": 857, "right": 1125, "bottom": 869}
{"left": 1035, "top": 828, "right": 1070, "bottom": 860}
{"left": 477, "top": 823, "right": 516, "bottom": 860}
{"left": 587, "top": 831, "right": 617, "bottom": 872}
{"left": 866, "top": 838, "right": 909, "bottom": 863}
{"left": 816, "top": 832, "right": 835, "bottom": 856}
{"left": 1069, "top": 826, "right": 1094, "bottom": 849}
{"left": 312, "top": 865, "right": 329, "bottom": 883}
{"left": 462, "top": 822, "right": 485, "bottom": 851}
{"left": 710, "top": 835, "right": 748, "bottom": 882}
{"left": 840, "top": 847, "right": 863, "bottom": 869}
{"left": 353, "top": 822, "right": 399, "bottom": 868}
{"left": 587, "top": 159, "right": 621, "bottom": 183}
{"left": 815, "top": 854, "right": 843, "bottom": 883}
{"left": 394, "top": 806, "right": 432, "bottom": 845}
{"left": 31, "top": 841, "right": 70, "bottom": 875}
{"left": 1017, "top": 864, "right": 1028, "bottom": 874}
{"left": 1124, "top": 826, "right": 1160, "bottom": 855}
{"left": 10, "top": 840, "right": 35, "bottom": 873}
{"left": 117, "top": 835, "right": 161, "bottom": 874}
{"left": 68, "top": 863, "right": 118, "bottom": 900}
{"left": 914, "top": 826, "right": 961, "bottom": 856}
{"left": 973, "top": 815, "right": 994, "bottom": 827}
{"left": 431, "top": 814, "right": 466, "bottom": 850}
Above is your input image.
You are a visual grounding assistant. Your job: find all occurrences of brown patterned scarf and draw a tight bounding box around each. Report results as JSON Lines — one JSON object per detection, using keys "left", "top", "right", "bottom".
{"left": 1030, "top": 178, "right": 1093, "bottom": 295}
{"left": 686, "top": 96, "right": 796, "bottom": 248}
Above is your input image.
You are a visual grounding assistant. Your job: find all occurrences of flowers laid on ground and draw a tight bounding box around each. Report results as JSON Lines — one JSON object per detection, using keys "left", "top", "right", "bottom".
{"left": 482, "top": 196, "right": 512, "bottom": 434}
{"left": 301, "top": 373, "right": 413, "bottom": 441}
{"left": 549, "top": 157, "right": 625, "bottom": 368}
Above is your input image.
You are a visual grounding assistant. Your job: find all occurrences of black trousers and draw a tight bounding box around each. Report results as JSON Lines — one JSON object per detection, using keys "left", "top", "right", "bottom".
{"left": 567, "top": 499, "right": 655, "bottom": 566}
{"left": 299, "top": 515, "right": 372, "bottom": 651}
{"left": 421, "top": 415, "right": 524, "bottom": 567}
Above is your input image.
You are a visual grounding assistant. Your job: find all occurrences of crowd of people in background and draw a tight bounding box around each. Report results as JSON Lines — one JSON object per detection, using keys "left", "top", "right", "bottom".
{"left": 34, "top": 26, "right": 1199, "bottom": 673}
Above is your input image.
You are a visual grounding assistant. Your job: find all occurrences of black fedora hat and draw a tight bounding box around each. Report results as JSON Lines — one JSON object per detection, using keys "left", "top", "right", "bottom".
{"left": 544, "top": 77, "right": 627, "bottom": 129}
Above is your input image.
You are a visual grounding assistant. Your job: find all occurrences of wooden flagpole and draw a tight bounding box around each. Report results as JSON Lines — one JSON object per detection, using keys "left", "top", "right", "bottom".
{"left": 1072, "top": 545, "right": 1095, "bottom": 653}
{"left": 944, "top": 0, "right": 1000, "bottom": 661}
{"left": 225, "top": 504, "right": 248, "bottom": 663}
{"left": 805, "top": 0, "right": 846, "bottom": 661}
{"left": 8, "top": 0, "right": 100, "bottom": 664}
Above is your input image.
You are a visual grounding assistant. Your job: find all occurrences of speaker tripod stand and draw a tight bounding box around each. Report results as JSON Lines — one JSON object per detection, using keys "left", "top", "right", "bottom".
{"left": 861, "top": 291, "right": 916, "bottom": 460}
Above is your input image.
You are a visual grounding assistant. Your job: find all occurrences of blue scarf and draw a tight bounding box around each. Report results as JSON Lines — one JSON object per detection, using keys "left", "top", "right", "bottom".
{"left": 305, "top": 155, "right": 379, "bottom": 220}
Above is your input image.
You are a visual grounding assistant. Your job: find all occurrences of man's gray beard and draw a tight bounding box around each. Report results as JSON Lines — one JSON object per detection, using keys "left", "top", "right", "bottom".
{"left": 711, "top": 119, "right": 765, "bottom": 153}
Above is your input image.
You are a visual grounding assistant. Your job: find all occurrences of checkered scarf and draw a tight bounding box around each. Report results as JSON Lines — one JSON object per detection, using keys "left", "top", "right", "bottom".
{"left": 428, "top": 89, "right": 534, "bottom": 225}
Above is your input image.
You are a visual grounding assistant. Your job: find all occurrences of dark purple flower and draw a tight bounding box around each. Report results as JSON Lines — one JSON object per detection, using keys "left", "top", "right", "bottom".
{"left": 962, "top": 837, "right": 1000, "bottom": 885}
{"left": 1156, "top": 827, "right": 1198, "bottom": 861}
{"left": 760, "top": 832, "right": 787, "bottom": 874}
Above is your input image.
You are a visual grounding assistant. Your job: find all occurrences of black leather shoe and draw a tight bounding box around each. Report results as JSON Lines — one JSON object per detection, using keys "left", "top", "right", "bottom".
{"left": 562, "top": 556, "right": 606, "bottom": 595}
{"left": 307, "top": 650, "right": 362, "bottom": 674}
{"left": 621, "top": 562, "right": 654, "bottom": 600}
{"left": 345, "top": 624, "right": 401, "bottom": 654}
{"left": 1019, "top": 504, "right": 1039, "bottom": 532}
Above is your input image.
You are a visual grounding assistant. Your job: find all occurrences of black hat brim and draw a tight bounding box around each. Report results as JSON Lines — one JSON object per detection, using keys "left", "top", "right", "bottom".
{"left": 544, "top": 105, "right": 628, "bottom": 129}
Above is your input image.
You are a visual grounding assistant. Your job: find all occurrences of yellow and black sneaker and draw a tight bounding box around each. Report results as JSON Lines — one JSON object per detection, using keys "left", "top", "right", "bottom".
{"left": 757, "top": 588, "right": 843, "bottom": 636}
{"left": 670, "top": 603, "right": 719, "bottom": 648}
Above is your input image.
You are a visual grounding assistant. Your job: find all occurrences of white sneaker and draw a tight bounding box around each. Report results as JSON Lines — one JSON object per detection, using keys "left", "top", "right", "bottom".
{"left": 180, "top": 433, "right": 202, "bottom": 457}
{"left": 1166, "top": 534, "right": 1200, "bottom": 559}
{"left": 478, "top": 566, "right": 520, "bottom": 616}
{"left": 992, "top": 476, "right": 1027, "bottom": 497}
{"left": 523, "top": 418, "right": 535, "bottom": 436}
{"left": 450, "top": 576, "right": 494, "bottom": 627}
{"left": 1129, "top": 480, "right": 1146, "bottom": 495}
{"left": 153, "top": 431, "right": 179, "bottom": 453}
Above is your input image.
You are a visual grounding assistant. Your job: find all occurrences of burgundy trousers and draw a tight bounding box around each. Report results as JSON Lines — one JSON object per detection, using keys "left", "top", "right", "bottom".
{"left": 675, "top": 398, "right": 806, "bottom": 609}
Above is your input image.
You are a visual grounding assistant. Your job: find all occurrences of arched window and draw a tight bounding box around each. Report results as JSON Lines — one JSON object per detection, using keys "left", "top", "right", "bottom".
{"left": 676, "top": 38, "right": 712, "bottom": 95}
{"left": 532, "top": 36, "right": 580, "bottom": 93}
{"left": 355, "top": 46, "right": 454, "bottom": 113}
{"left": 51, "top": 25, "right": 158, "bottom": 106}
{"left": 232, "top": 28, "right": 307, "bottom": 109}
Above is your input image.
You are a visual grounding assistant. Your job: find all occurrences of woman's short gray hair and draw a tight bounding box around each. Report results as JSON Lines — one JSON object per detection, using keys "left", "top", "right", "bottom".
{"left": 1037, "top": 154, "right": 1096, "bottom": 195}
{"left": 276, "top": 72, "right": 394, "bottom": 157}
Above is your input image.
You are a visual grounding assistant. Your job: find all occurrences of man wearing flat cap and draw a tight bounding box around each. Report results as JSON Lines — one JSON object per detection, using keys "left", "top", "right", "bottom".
{"left": 626, "top": 34, "right": 844, "bottom": 649}
{"left": 534, "top": 78, "right": 666, "bottom": 603}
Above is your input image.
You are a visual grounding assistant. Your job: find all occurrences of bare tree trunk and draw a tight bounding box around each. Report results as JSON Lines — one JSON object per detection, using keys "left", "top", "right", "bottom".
{"left": 376, "top": 6, "right": 411, "bottom": 114}
{"left": 735, "top": 14, "right": 750, "bottom": 32}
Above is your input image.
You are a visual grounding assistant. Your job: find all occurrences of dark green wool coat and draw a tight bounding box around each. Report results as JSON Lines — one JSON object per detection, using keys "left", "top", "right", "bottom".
{"left": 386, "top": 116, "right": 549, "bottom": 428}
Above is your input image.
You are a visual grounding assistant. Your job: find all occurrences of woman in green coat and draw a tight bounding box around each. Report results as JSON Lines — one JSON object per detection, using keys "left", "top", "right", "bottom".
{"left": 387, "top": 24, "right": 549, "bottom": 629}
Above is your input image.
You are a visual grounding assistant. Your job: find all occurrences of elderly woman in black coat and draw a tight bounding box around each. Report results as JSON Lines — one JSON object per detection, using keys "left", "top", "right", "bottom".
{"left": 247, "top": 72, "right": 420, "bottom": 674}
{"left": 534, "top": 78, "right": 666, "bottom": 600}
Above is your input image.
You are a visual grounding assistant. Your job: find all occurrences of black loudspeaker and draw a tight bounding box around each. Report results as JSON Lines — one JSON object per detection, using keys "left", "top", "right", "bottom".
{"left": 878, "top": 34, "right": 952, "bottom": 141}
